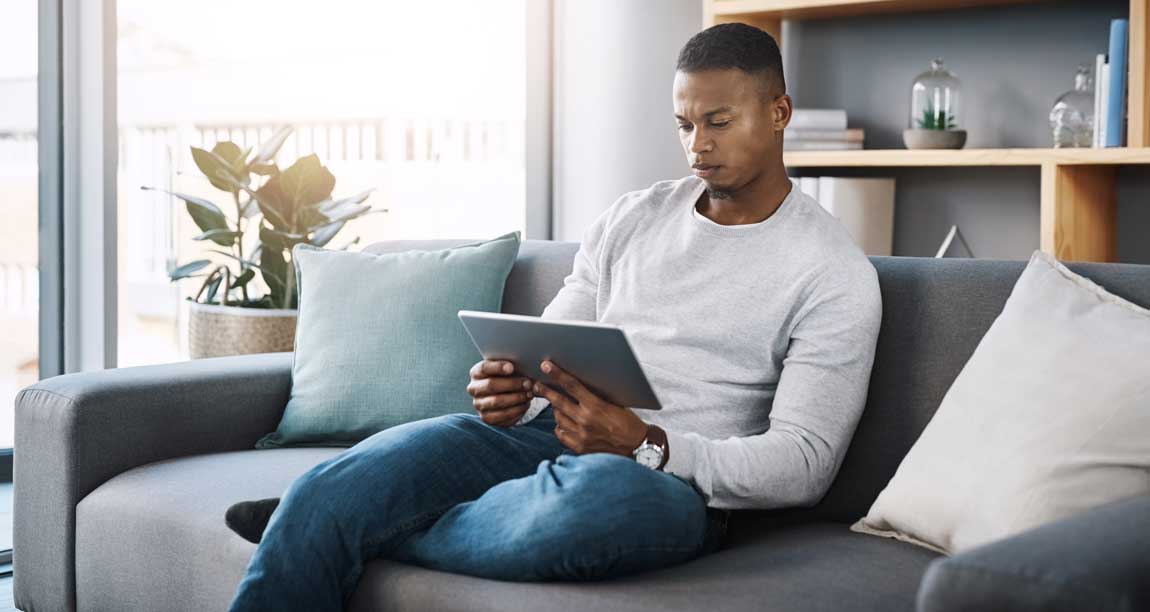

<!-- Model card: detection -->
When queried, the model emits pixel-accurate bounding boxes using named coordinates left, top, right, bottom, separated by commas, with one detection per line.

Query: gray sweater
left=517, top=175, right=882, bottom=510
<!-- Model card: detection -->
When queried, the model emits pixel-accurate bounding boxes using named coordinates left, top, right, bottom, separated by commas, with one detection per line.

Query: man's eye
left=711, top=121, right=730, bottom=128
left=678, top=124, right=692, bottom=131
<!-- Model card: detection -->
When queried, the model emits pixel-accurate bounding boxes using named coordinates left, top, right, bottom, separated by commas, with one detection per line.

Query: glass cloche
left=909, top=58, right=962, bottom=131
left=1049, top=65, right=1094, bottom=148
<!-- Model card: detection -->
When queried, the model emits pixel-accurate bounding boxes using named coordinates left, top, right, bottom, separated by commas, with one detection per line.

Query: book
left=784, top=128, right=865, bottom=142
left=1093, top=53, right=1106, bottom=148
left=784, top=141, right=863, bottom=151
left=790, top=109, right=848, bottom=131
left=1105, top=19, right=1128, bottom=147
left=1098, top=60, right=1111, bottom=148
left=816, top=177, right=895, bottom=256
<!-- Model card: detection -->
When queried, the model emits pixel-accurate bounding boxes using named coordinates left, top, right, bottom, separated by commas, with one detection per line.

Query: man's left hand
left=533, top=359, right=649, bottom=457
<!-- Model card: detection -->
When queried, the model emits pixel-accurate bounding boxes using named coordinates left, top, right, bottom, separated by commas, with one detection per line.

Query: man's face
left=672, top=68, right=789, bottom=198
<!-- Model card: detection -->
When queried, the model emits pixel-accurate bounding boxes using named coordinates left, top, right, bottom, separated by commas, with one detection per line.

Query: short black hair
left=675, top=23, right=785, bottom=97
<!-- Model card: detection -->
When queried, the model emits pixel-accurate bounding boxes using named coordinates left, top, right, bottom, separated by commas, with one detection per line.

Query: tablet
left=457, top=310, right=662, bottom=410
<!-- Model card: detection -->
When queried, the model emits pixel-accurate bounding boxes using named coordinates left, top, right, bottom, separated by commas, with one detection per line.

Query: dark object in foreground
left=226, top=498, right=282, bottom=544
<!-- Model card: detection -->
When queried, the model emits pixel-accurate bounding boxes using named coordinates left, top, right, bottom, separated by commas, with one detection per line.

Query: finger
left=532, top=381, right=567, bottom=408
left=474, top=376, right=533, bottom=397
left=554, top=425, right=579, bottom=452
left=474, top=392, right=533, bottom=412
left=552, top=402, right=581, bottom=432
left=547, top=390, right=586, bottom=426
left=468, top=375, right=523, bottom=398
left=540, top=360, right=595, bottom=404
left=471, top=359, right=515, bottom=379
left=478, top=403, right=529, bottom=426
left=535, top=382, right=585, bottom=427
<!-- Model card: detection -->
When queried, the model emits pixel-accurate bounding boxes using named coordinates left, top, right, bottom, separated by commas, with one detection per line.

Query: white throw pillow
left=851, top=250, right=1150, bottom=555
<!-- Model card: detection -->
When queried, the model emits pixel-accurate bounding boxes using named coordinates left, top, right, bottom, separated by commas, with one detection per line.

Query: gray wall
left=784, top=0, right=1150, bottom=262
left=552, top=0, right=701, bottom=242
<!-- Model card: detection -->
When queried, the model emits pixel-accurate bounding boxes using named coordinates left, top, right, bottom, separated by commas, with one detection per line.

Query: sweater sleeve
left=514, top=203, right=613, bottom=426
left=661, top=262, right=883, bottom=510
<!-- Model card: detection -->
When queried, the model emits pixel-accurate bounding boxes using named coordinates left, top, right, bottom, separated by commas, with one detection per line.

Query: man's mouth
left=692, top=165, right=719, bottom=178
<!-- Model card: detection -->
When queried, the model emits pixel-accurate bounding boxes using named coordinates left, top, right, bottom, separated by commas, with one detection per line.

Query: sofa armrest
left=13, top=352, right=292, bottom=612
left=916, top=495, right=1150, bottom=612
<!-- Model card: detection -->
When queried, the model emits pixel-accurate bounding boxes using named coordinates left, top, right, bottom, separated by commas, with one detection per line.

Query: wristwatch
left=632, top=424, right=669, bottom=471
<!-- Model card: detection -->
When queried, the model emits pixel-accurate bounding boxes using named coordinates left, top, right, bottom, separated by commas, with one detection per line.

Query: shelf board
left=712, top=0, right=1044, bottom=20
left=783, top=147, right=1150, bottom=168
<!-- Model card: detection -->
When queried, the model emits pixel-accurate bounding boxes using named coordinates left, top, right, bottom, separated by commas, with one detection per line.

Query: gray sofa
left=14, top=239, right=1150, bottom=612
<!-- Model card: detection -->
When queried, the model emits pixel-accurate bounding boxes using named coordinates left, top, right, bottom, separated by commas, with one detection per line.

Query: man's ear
left=772, top=94, right=793, bottom=131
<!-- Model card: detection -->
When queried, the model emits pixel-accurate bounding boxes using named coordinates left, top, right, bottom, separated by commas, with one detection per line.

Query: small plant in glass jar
left=903, top=58, right=967, bottom=150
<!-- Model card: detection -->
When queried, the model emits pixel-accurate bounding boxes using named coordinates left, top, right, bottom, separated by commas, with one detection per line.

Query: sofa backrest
left=365, top=239, right=579, bottom=317
left=364, top=239, right=1150, bottom=522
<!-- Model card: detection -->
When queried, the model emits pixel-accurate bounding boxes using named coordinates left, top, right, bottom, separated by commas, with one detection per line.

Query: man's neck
left=695, top=166, right=792, bottom=226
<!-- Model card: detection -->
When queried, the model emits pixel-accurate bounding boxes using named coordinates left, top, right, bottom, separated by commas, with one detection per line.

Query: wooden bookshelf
left=705, top=0, right=1150, bottom=262
left=784, top=147, right=1150, bottom=167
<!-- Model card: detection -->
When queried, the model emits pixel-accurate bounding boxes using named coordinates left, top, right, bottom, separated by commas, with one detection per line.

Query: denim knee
left=550, top=453, right=706, bottom=517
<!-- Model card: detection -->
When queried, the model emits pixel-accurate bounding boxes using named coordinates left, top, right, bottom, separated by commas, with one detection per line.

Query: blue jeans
left=228, top=404, right=728, bottom=611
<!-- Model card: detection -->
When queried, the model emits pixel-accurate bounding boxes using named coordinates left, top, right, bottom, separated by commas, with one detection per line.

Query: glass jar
left=1049, top=65, right=1094, bottom=148
left=909, top=58, right=962, bottom=131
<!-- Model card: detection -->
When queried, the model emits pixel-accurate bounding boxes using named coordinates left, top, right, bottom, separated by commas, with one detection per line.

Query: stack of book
left=785, top=109, right=864, bottom=150
left=1094, top=18, right=1128, bottom=148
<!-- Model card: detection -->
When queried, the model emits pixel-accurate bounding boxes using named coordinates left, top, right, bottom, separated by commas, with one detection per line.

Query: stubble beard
left=705, top=185, right=734, bottom=200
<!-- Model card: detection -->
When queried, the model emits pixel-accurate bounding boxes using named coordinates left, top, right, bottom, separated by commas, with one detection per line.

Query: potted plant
left=902, top=58, right=967, bottom=150
left=144, top=126, right=383, bottom=359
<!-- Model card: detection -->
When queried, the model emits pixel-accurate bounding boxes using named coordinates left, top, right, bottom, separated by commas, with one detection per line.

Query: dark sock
left=225, top=497, right=281, bottom=544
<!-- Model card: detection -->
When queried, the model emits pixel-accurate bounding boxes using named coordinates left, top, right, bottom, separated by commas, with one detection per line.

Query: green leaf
left=191, top=228, right=241, bottom=246
left=280, top=154, right=335, bottom=207
left=192, top=145, right=245, bottom=192
left=141, top=186, right=232, bottom=234
left=170, top=259, right=212, bottom=281
left=250, top=163, right=280, bottom=176
left=253, top=180, right=291, bottom=229
left=206, top=249, right=285, bottom=288
left=319, top=203, right=373, bottom=227
left=183, top=197, right=230, bottom=234
left=232, top=268, right=256, bottom=290
left=311, top=221, right=346, bottom=247
left=313, top=188, right=374, bottom=213
left=256, top=154, right=336, bottom=230
left=260, top=242, right=288, bottom=307
left=205, top=275, right=222, bottom=304
left=253, top=126, right=293, bottom=165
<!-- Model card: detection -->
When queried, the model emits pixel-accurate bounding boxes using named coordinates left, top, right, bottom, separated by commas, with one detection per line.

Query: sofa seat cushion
left=75, top=447, right=343, bottom=612
left=349, top=522, right=940, bottom=612
left=75, top=449, right=938, bottom=612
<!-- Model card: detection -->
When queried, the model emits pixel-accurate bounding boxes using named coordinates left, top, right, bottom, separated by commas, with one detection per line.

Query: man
left=227, top=22, right=881, bottom=611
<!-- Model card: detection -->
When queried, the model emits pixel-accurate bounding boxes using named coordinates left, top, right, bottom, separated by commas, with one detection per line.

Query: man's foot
left=225, top=497, right=281, bottom=544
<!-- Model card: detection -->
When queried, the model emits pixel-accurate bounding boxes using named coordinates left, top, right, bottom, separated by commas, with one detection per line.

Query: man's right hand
left=467, top=359, right=535, bottom=428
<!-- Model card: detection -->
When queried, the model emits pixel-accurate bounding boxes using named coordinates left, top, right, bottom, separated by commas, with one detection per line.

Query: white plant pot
left=187, top=302, right=298, bottom=359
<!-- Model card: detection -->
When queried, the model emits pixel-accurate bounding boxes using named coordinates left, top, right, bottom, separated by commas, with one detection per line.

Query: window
left=115, top=0, right=529, bottom=366
left=0, top=1, right=39, bottom=451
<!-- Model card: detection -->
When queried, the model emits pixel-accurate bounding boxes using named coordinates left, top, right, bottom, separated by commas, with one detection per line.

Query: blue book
left=1105, top=19, right=1128, bottom=147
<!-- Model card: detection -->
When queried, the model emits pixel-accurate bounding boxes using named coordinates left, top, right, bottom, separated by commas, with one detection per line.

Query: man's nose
left=688, top=130, right=712, bottom=154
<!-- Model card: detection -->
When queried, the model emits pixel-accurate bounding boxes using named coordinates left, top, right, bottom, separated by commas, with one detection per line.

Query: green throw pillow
left=256, top=231, right=521, bottom=448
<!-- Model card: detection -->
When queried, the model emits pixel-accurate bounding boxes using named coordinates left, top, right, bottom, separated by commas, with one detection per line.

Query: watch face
left=636, top=445, right=663, bottom=468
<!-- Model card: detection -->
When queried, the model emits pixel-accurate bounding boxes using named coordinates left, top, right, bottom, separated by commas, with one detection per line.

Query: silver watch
left=632, top=436, right=665, bottom=470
